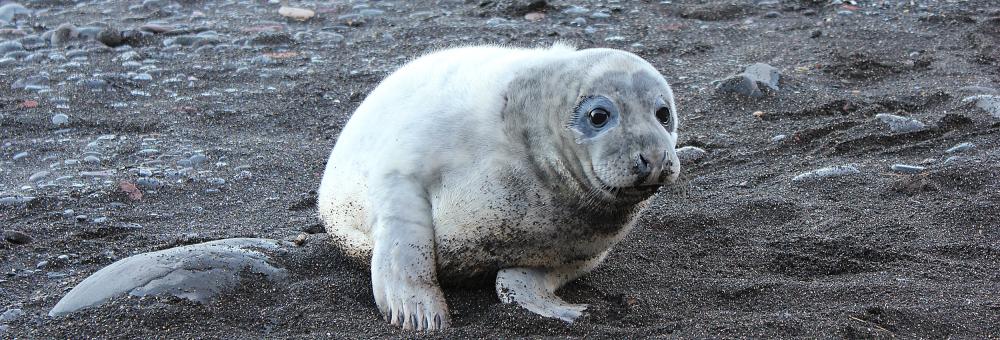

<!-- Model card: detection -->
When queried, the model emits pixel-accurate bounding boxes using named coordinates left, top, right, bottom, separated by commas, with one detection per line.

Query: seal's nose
left=633, top=149, right=680, bottom=186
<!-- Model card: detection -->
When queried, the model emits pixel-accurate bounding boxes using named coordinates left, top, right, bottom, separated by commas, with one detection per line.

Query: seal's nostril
left=638, top=154, right=650, bottom=168
left=633, top=153, right=652, bottom=177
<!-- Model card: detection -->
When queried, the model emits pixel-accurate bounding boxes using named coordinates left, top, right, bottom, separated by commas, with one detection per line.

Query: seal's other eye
left=655, top=107, right=672, bottom=127
left=589, top=108, right=610, bottom=127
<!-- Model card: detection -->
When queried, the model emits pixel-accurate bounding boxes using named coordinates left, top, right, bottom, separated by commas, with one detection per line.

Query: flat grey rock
left=875, top=113, right=926, bottom=133
left=49, top=238, right=293, bottom=317
left=715, top=63, right=780, bottom=98
left=792, top=164, right=861, bottom=184
left=963, top=95, right=1000, bottom=118
left=675, top=146, right=707, bottom=164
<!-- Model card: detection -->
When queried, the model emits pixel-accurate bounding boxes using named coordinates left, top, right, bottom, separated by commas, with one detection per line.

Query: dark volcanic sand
left=2, top=0, right=999, bottom=338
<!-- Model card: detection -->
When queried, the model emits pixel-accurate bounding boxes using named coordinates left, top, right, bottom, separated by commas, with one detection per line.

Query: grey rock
left=764, top=11, right=780, bottom=18
left=3, top=229, right=32, bottom=244
left=51, top=113, right=69, bottom=127
left=4, top=50, right=29, bottom=59
left=943, top=156, right=964, bottom=165
left=0, top=3, right=32, bottom=23
left=36, top=260, right=49, bottom=269
left=50, top=23, right=78, bottom=46
left=771, top=134, right=787, bottom=143
left=11, top=75, right=49, bottom=91
left=359, top=9, right=384, bottom=17
left=80, top=170, right=115, bottom=178
left=0, top=308, right=24, bottom=323
left=890, top=164, right=926, bottom=174
left=28, top=170, right=50, bottom=182
left=875, top=113, right=926, bottom=133
left=0, top=196, right=35, bottom=207
left=49, top=238, right=292, bottom=317
left=206, top=177, right=226, bottom=187
left=715, top=63, right=781, bottom=98
left=590, top=11, right=611, bottom=19
left=792, top=164, right=860, bottom=183
left=675, top=146, right=707, bottom=164
left=79, top=78, right=108, bottom=90
left=563, top=6, right=589, bottom=15
left=569, top=17, right=587, bottom=26
left=83, top=155, right=101, bottom=164
left=963, top=95, right=1000, bottom=118
left=135, top=177, right=162, bottom=189
left=0, top=41, right=24, bottom=55
left=248, top=32, right=294, bottom=46
left=946, top=142, right=975, bottom=153
left=137, top=148, right=159, bottom=156
left=12, top=152, right=28, bottom=161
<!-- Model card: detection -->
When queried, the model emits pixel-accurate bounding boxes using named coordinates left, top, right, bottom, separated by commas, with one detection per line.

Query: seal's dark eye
left=655, top=107, right=672, bottom=127
left=589, top=108, right=610, bottom=127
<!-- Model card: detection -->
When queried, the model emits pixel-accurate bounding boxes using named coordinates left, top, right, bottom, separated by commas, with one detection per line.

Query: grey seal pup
left=317, top=44, right=680, bottom=330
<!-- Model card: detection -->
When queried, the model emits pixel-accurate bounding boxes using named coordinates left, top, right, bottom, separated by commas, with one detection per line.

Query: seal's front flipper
left=495, top=267, right=588, bottom=322
left=370, top=177, right=450, bottom=330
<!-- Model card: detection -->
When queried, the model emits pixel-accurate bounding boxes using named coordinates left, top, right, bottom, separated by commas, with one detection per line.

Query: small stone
left=962, top=95, right=1000, bottom=118
left=79, top=78, right=108, bottom=90
left=83, top=155, right=101, bottom=164
left=36, top=260, right=49, bottom=269
left=248, top=32, right=294, bottom=46
left=12, top=151, right=28, bottom=161
left=206, top=177, right=226, bottom=187
left=0, top=309, right=24, bottom=323
left=943, top=156, right=964, bottom=165
left=137, top=149, right=159, bottom=156
left=96, top=27, right=124, bottom=47
left=132, top=73, right=153, bottom=81
left=771, top=134, right=787, bottom=143
left=3, top=230, right=32, bottom=244
left=792, top=164, right=861, bottom=183
left=810, top=30, right=822, bottom=38
left=875, top=113, right=926, bottom=133
left=569, top=17, right=586, bottom=26
left=359, top=9, right=384, bottom=17
left=0, top=3, right=32, bottom=23
left=28, top=170, right=50, bottom=182
left=946, top=142, right=975, bottom=153
left=50, top=23, right=78, bottom=46
left=562, top=6, right=589, bottom=15
left=75, top=215, right=88, bottom=222
left=524, top=12, right=545, bottom=21
left=279, top=6, right=315, bottom=21
left=675, top=146, right=707, bottom=164
left=52, top=113, right=69, bottom=127
left=0, top=196, right=35, bottom=206
left=715, top=63, right=781, bottom=98
left=92, top=217, right=107, bottom=224
left=590, top=11, right=611, bottom=19
left=0, top=40, right=23, bottom=55
left=189, top=153, right=207, bottom=166
left=891, top=164, right=926, bottom=174
left=764, top=11, right=780, bottom=18
left=293, top=233, right=307, bottom=246
left=135, top=177, right=163, bottom=189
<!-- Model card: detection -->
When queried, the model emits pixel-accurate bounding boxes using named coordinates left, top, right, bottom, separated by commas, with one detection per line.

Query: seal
left=317, top=44, right=680, bottom=330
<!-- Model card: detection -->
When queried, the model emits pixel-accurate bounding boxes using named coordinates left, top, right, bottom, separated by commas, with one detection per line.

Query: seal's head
left=505, top=47, right=679, bottom=204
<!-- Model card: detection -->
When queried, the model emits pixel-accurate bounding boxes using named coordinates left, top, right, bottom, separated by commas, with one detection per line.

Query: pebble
left=875, top=113, right=926, bottom=133
left=12, top=151, right=29, bottom=160
left=792, top=164, right=860, bottom=183
left=92, top=217, right=107, bottom=224
left=133, top=73, right=153, bottom=81
left=279, top=5, right=315, bottom=21
left=51, top=113, right=69, bottom=127
left=137, top=148, right=159, bottom=156
left=764, top=11, right=781, bottom=18
left=675, top=146, right=707, bottom=164
left=943, top=156, right=964, bottom=165
left=80, top=170, right=114, bottom=178
left=891, top=164, right=926, bottom=174
left=962, top=95, right=1000, bottom=118
left=28, top=170, right=50, bottom=182
left=135, top=177, right=163, bottom=189
left=12, top=75, right=49, bottom=91
left=771, top=134, right=787, bottom=143
left=80, top=78, right=108, bottom=90
left=590, top=11, right=611, bottom=19
left=2, top=229, right=32, bottom=244
left=206, top=177, right=226, bottom=187
left=945, top=142, right=974, bottom=153
left=0, top=41, right=24, bottom=55
left=36, top=260, right=49, bottom=269
left=563, top=6, right=589, bottom=15
left=359, top=9, right=384, bottom=17
left=715, top=63, right=781, bottom=98
left=83, top=155, right=101, bottom=164
left=189, top=153, right=207, bottom=166
left=0, top=309, right=24, bottom=323
left=0, top=3, right=31, bottom=23
left=570, top=17, right=587, bottom=26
